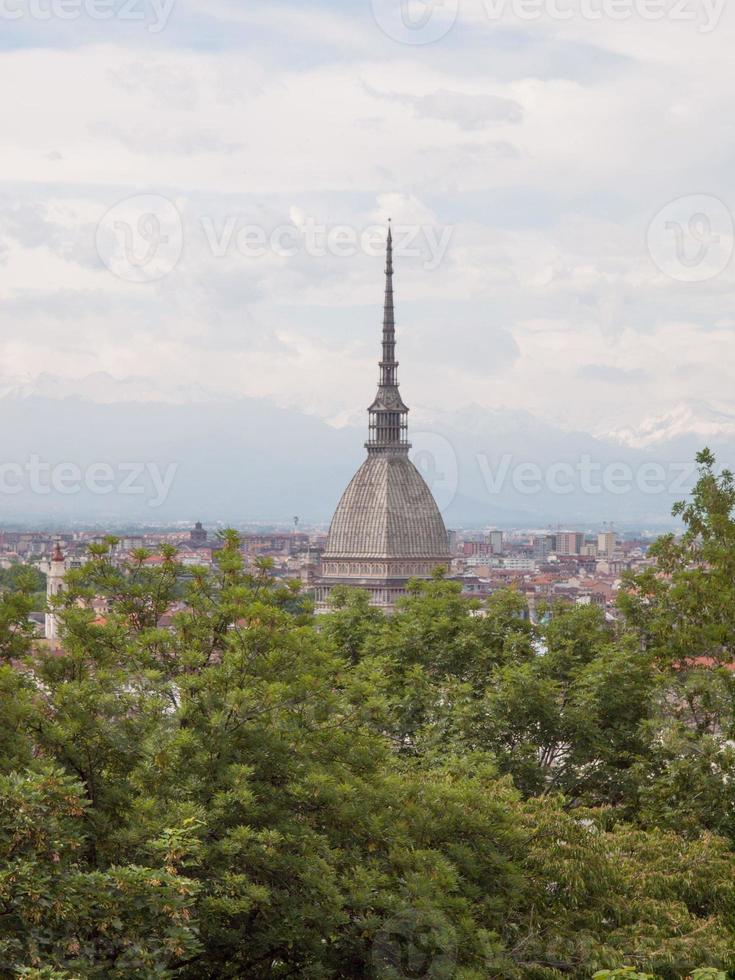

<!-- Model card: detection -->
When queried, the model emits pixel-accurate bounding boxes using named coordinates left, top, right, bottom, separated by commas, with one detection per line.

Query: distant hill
left=0, top=387, right=731, bottom=528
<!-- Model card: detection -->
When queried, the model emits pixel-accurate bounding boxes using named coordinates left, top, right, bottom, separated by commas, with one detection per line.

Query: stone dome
left=324, top=452, right=450, bottom=560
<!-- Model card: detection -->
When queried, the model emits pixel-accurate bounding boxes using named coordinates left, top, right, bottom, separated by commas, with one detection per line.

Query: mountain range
left=0, top=376, right=732, bottom=530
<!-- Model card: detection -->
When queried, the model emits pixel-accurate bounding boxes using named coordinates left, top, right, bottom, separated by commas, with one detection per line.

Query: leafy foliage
left=0, top=767, right=200, bottom=977
left=1, top=455, right=735, bottom=976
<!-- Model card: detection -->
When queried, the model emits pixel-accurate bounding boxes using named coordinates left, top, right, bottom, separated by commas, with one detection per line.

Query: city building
left=316, top=226, right=450, bottom=611
left=532, top=533, right=556, bottom=558
left=501, top=556, right=537, bottom=571
left=43, top=542, right=67, bottom=644
left=191, top=521, right=208, bottom=546
left=487, top=530, right=504, bottom=554
left=555, top=531, right=585, bottom=556
left=597, top=530, right=616, bottom=558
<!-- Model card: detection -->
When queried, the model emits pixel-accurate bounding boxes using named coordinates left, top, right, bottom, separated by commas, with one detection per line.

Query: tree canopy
left=1, top=455, right=735, bottom=978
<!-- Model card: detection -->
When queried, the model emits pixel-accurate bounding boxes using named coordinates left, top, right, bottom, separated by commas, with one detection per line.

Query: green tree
left=0, top=523, right=733, bottom=977
left=621, top=449, right=735, bottom=841
left=0, top=767, right=200, bottom=977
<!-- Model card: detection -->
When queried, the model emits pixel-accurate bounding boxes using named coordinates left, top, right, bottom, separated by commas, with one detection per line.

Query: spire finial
left=365, top=224, right=410, bottom=452
left=382, top=223, right=395, bottom=370
left=383, top=218, right=395, bottom=322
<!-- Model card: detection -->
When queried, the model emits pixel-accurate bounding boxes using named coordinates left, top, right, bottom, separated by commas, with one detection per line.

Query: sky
left=1, top=0, right=735, bottom=452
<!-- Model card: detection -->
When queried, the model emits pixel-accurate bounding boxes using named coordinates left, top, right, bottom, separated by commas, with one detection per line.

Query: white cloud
left=0, top=2, right=733, bottom=446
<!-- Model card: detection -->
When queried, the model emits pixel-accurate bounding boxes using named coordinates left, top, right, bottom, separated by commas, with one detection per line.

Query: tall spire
left=366, top=223, right=410, bottom=453
left=381, top=221, right=396, bottom=387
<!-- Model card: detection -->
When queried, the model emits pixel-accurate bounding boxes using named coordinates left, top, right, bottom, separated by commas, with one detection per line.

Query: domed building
left=316, top=226, right=450, bottom=611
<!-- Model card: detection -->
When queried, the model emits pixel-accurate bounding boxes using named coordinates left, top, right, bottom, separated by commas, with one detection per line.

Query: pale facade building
left=487, top=530, right=504, bottom=554
left=555, top=531, right=585, bottom=556
left=43, top=542, right=67, bottom=643
left=597, top=531, right=616, bottom=558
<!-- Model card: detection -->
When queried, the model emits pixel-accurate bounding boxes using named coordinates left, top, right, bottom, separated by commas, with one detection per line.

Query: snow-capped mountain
left=0, top=380, right=731, bottom=526
left=605, top=401, right=735, bottom=450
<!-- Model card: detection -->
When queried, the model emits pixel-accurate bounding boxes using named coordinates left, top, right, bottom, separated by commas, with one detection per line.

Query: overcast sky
left=2, top=0, right=734, bottom=446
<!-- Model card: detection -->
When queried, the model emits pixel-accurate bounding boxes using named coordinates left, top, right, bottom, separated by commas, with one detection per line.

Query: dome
left=324, top=452, right=450, bottom=560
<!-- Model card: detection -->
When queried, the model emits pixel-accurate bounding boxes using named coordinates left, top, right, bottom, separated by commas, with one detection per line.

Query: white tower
left=45, top=542, right=66, bottom=644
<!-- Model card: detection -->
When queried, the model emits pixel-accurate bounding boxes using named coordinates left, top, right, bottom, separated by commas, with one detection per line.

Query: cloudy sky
left=2, top=0, right=735, bottom=448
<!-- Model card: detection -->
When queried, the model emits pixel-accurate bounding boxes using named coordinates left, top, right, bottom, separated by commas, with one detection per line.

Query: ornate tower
left=316, top=226, right=450, bottom=611
left=366, top=224, right=409, bottom=451
left=45, top=541, right=66, bottom=644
